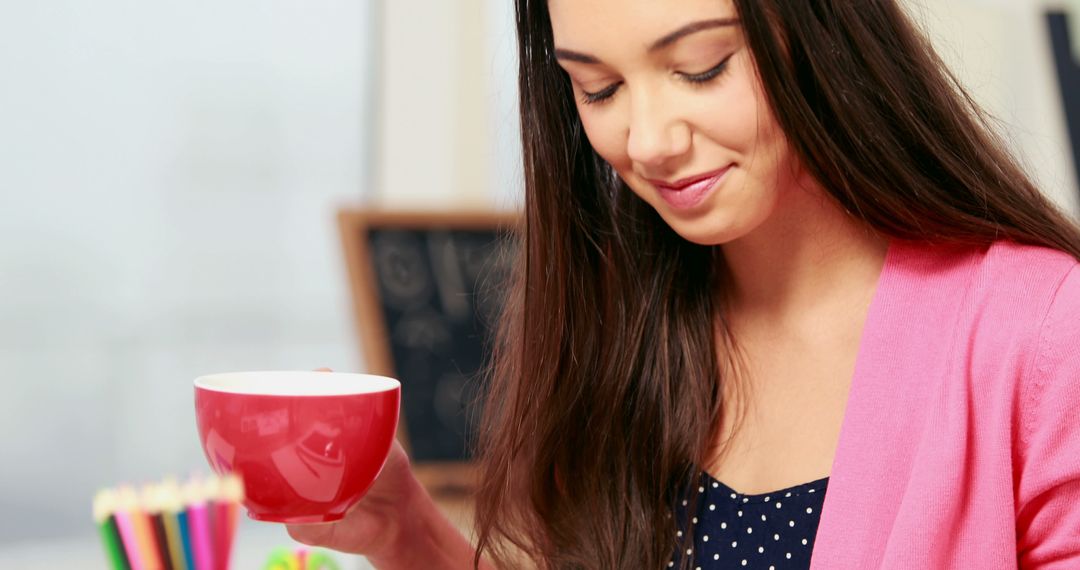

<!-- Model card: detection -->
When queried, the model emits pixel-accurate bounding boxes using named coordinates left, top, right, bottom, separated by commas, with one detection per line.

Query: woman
left=290, top=0, right=1080, bottom=568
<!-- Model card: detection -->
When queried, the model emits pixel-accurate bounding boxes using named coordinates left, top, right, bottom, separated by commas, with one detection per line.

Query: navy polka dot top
left=671, top=472, right=828, bottom=569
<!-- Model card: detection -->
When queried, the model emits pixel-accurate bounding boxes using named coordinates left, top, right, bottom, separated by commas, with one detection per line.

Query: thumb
left=286, top=522, right=333, bottom=547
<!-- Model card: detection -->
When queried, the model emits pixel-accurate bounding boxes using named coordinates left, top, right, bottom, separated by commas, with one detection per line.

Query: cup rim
left=193, top=370, right=400, bottom=396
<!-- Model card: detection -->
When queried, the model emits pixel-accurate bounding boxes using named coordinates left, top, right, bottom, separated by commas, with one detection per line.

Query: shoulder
left=889, top=239, right=1077, bottom=322
left=1020, top=250, right=1080, bottom=443
left=890, top=239, right=1076, bottom=290
left=982, top=240, right=1078, bottom=281
left=976, top=240, right=1078, bottom=316
left=986, top=240, right=1080, bottom=462
left=888, top=239, right=1079, bottom=390
left=1009, top=245, right=1080, bottom=566
left=917, top=240, right=1077, bottom=314
left=965, top=241, right=1080, bottom=371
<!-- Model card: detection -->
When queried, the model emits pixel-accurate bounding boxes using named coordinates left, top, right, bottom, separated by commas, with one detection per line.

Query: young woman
left=289, top=0, right=1080, bottom=568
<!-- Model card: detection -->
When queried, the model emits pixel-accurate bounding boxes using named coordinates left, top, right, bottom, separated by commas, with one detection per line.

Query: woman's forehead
left=548, top=0, right=738, bottom=46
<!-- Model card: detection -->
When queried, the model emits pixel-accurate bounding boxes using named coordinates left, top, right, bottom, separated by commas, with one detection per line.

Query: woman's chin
left=655, top=209, right=742, bottom=247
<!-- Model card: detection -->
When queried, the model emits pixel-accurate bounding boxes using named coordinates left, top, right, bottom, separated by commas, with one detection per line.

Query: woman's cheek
left=581, top=118, right=626, bottom=169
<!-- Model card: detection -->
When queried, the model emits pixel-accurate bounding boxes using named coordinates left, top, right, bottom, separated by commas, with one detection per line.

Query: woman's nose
left=625, top=91, right=691, bottom=168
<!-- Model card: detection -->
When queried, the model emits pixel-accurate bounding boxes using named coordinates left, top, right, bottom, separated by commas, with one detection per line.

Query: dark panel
left=366, top=226, right=512, bottom=462
left=1048, top=11, right=1080, bottom=201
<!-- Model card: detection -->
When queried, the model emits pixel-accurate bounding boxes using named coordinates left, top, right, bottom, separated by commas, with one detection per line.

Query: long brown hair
left=473, top=1, right=1080, bottom=568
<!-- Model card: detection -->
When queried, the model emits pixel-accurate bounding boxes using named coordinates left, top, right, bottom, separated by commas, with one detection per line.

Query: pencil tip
left=222, top=473, right=246, bottom=503
left=92, top=488, right=116, bottom=522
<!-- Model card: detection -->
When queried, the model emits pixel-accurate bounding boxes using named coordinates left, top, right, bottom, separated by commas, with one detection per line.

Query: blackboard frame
left=337, top=208, right=520, bottom=495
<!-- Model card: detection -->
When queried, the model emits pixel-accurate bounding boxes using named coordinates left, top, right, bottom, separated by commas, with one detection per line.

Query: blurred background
left=0, top=0, right=1076, bottom=567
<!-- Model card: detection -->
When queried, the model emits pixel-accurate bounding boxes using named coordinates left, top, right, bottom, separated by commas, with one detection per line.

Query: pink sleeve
left=1016, top=264, right=1080, bottom=569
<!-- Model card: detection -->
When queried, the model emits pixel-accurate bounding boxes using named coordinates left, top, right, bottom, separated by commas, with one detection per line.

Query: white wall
left=906, top=0, right=1079, bottom=215
left=370, top=0, right=524, bottom=210
left=374, top=0, right=494, bottom=209
left=0, top=0, right=373, bottom=544
left=487, top=0, right=526, bottom=210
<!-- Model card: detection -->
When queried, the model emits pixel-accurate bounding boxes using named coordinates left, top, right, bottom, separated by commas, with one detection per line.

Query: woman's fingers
left=286, top=522, right=334, bottom=547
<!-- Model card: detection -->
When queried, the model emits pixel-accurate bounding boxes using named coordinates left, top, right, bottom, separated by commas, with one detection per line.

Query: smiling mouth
left=650, top=166, right=733, bottom=192
left=649, top=165, right=733, bottom=211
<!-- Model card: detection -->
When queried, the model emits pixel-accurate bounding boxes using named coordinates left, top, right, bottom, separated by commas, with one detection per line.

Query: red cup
left=194, top=371, right=400, bottom=523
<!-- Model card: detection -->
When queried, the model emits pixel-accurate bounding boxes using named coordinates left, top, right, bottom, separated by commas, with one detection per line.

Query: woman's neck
left=721, top=183, right=888, bottom=323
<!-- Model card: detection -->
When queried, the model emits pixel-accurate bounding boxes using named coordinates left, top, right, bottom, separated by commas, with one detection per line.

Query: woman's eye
left=678, top=55, right=734, bottom=84
left=578, top=54, right=733, bottom=106
left=581, top=82, right=621, bottom=105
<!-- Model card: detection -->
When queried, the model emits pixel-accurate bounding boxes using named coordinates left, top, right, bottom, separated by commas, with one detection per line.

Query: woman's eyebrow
left=554, top=17, right=738, bottom=65
left=650, top=17, right=739, bottom=51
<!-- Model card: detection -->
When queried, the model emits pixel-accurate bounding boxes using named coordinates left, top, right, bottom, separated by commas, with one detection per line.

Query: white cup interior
left=194, top=371, right=400, bottom=396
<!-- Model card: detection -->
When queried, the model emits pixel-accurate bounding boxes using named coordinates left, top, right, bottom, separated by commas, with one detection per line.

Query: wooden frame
left=337, top=208, right=520, bottom=496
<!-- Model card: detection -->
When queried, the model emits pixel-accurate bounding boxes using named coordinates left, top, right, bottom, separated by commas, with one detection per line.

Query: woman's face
left=549, top=0, right=802, bottom=246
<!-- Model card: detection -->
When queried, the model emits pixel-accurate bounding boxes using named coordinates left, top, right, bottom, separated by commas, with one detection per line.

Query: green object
left=97, top=517, right=128, bottom=570
left=264, top=546, right=300, bottom=570
left=306, top=551, right=342, bottom=570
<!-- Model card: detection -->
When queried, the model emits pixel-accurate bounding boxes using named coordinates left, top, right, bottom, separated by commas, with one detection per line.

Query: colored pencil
left=184, top=478, right=214, bottom=570
left=177, top=509, right=195, bottom=570
left=203, top=475, right=228, bottom=570
left=217, top=474, right=244, bottom=570
left=212, top=503, right=229, bottom=569
left=159, top=479, right=189, bottom=570
left=151, top=512, right=174, bottom=570
left=115, top=487, right=148, bottom=570
left=93, top=489, right=131, bottom=570
left=143, top=484, right=175, bottom=570
left=95, top=473, right=248, bottom=570
left=108, top=515, right=134, bottom=570
left=127, top=485, right=165, bottom=570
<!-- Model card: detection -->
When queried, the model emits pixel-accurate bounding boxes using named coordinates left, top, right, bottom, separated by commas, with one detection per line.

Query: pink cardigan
left=811, top=240, right=1080, bottom=569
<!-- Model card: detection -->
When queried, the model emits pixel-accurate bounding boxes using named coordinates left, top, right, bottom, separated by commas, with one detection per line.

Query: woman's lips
left=651, top=165, right=732, bottom=211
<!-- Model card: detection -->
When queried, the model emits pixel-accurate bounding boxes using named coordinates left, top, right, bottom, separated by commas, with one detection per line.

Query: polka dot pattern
left=671, top=472, right=828, bottom=569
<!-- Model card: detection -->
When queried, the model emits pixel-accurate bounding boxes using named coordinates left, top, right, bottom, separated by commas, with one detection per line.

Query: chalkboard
left=338, top=210, right=518, bottom=488
left=1048, top=10, right=1080, bottom=203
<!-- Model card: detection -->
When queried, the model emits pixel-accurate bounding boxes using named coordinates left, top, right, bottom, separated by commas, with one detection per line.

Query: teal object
left=177, top=510, right=195, bottom=570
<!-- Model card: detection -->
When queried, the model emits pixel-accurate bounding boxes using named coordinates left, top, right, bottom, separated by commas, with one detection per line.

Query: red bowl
left=194, top=371, right=400, bottom=523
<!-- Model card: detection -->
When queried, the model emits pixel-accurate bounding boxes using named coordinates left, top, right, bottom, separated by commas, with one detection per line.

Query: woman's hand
left=286, top=438, right=419, bottom=557
left=286, top=367, right=417, bottom=557
left=287, top=368, right=486, bottom=568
